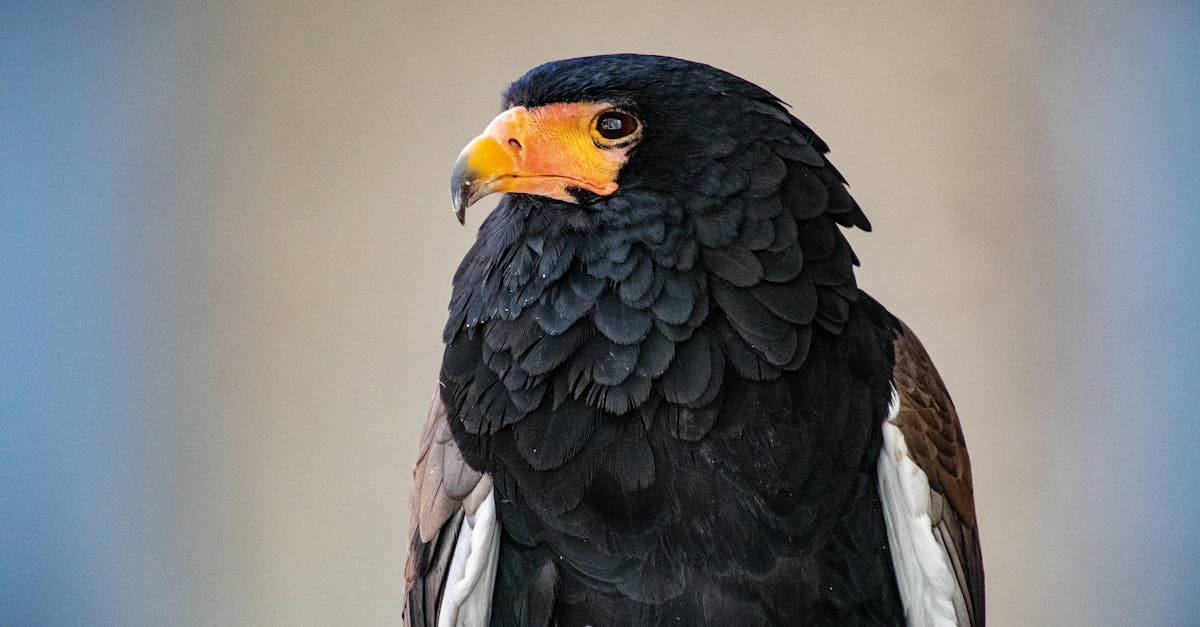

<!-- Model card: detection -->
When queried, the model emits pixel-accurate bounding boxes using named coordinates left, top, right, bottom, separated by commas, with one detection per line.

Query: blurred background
left=3, top=2, right=1198, bottom=625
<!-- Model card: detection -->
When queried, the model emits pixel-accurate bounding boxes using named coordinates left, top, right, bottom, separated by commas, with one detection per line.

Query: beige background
left=6, top=2, right=1199, bottom=626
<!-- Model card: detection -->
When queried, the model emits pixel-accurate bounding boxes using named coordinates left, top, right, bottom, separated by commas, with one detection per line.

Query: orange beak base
left=449, top=104, right=626, bottom=223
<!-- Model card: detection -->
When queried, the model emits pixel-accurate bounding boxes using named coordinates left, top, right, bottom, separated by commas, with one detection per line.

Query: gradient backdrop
left=4, top=2, right=1199, bottom=626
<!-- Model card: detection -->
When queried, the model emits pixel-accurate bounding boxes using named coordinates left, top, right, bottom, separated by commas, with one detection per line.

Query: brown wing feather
left=403, top=389, right=488, bottom=627
left=892, top=322, right=985, bottom=626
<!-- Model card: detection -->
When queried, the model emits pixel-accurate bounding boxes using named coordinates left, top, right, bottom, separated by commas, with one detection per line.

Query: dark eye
left=595, top=110, right=639, bottom=140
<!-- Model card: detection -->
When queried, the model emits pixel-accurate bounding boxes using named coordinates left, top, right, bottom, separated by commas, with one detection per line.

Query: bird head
left=450, top=54, right=834, bottom=225
left=443, top=54, right=872, bottom=359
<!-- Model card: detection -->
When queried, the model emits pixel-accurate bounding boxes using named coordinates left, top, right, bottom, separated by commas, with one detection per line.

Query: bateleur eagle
left=405, top=54, right=983, bottom=627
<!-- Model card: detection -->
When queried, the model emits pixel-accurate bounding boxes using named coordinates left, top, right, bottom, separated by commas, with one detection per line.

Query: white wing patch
left=436, top=485, right=500, bottom=627
left=878, top=387, right=961, bottom=627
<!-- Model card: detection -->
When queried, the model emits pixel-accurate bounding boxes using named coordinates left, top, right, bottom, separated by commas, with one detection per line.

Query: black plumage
left=409, top=54, right=982, bottom=626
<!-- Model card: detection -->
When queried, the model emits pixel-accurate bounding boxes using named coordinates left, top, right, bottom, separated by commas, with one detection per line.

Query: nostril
left=507, top=138, right=522, bottom=153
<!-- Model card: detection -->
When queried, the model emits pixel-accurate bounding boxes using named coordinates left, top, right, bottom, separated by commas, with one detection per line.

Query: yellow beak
left=449, top=104, right=625, bottom=223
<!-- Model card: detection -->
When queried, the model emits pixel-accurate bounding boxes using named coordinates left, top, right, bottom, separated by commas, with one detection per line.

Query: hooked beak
left=449, top=104, right=625, bottom=223
left=450, top=132, right=515, bottom=224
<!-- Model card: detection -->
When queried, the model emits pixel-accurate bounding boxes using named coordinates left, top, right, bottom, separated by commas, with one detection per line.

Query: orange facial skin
left=450, top=103, right=640, bottom=222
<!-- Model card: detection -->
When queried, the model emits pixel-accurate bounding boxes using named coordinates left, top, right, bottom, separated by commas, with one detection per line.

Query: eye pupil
left=596, top=111, right=638, bottom=140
